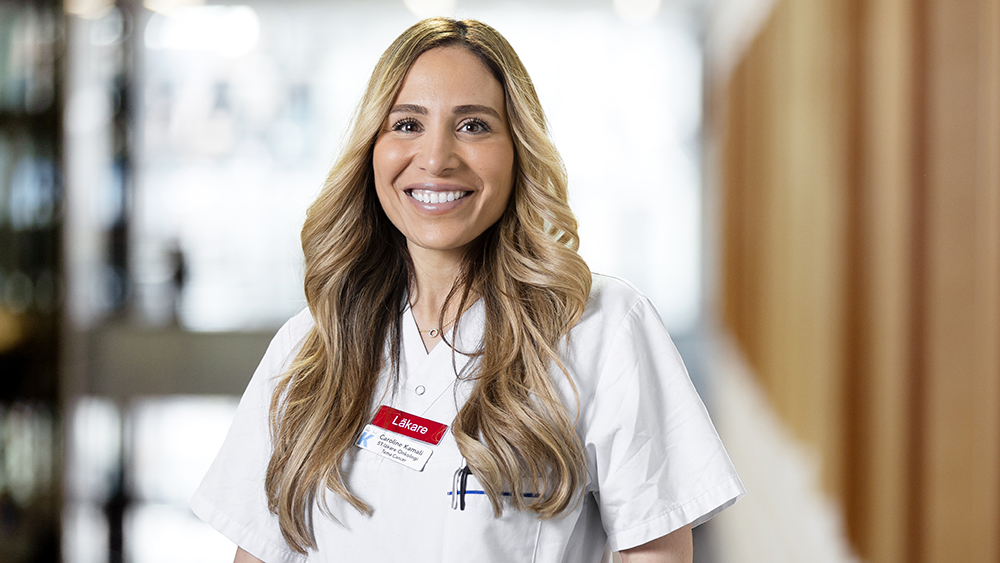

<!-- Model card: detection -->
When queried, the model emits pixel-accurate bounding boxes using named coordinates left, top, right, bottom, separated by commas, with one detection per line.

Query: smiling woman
left=373, top=46, right=514, bottom=260
left=190, top=17, right=743, bottom=563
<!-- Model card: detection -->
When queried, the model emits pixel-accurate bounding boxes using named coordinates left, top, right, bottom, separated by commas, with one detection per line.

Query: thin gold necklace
left=413, top=311, right=458, bottom=338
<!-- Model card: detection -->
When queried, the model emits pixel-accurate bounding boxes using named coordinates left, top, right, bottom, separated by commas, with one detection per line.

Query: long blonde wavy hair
left=265, top=17, right=593, bottom=552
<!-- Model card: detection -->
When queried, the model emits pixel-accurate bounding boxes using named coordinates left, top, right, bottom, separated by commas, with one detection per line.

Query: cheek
left=472, top=140, right=512, bottom=182
left=372, top=139, right=406, bottom=188
left=487, top=147, right=515, bottom=209
left=372, top=141, right=390, bottom=187
left=372, top=141, right=403, bottom=221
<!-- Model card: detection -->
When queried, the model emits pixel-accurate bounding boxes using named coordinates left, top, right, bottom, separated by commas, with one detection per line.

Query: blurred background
left=0, top=0, right=996, bottom=562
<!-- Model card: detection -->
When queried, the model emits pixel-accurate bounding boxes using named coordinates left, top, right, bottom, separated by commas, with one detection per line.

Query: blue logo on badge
left=357, top=431, right=374, bottom=448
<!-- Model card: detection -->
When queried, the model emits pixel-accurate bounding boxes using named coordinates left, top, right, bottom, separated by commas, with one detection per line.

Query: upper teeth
left=410, top=190, right=466, bottom=204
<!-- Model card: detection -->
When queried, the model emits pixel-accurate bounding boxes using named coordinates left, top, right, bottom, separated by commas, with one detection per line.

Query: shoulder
left=275, top=307, right=316, bottom=350
left=562, top=273, right=673, bottom=390
left=285, top=307, right=316, bottom=339
left=575, top=272, right=663, bottom=336
left=587, top=273, right=647, bottom=310
left=251, top=308, right=315, bottom=382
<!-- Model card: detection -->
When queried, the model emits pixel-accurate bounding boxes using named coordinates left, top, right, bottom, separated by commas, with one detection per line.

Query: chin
left=408, top=236, right=471, bottom=253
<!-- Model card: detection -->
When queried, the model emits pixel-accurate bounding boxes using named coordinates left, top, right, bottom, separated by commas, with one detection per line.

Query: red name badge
left=371, top=406, right=448, bottom=445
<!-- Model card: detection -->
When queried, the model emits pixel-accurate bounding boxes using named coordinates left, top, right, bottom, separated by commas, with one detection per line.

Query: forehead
left=395, top=46, right=506, bottom=112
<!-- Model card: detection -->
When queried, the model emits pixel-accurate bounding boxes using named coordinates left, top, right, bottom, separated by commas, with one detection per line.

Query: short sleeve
left=583, top=297, right=745, bottom=552
left=190, top=313, right=310, bottom=563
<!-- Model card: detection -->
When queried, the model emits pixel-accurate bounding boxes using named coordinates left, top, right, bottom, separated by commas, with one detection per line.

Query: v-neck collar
left=395, top=301, right=485, bottom=418
left=402, top=305, right=436, bottom=368
left=401, top=299, right=485, bottom=367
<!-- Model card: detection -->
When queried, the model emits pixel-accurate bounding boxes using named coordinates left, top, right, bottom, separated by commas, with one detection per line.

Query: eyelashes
left=388, top=117, right=493, bottom=134
left=390, top=117, right=420, bottom=133
left=458, top=117, right=491, bottom=134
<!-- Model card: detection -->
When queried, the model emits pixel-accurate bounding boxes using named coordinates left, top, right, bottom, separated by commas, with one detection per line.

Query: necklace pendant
left=429, top=328, right=439, bottom=338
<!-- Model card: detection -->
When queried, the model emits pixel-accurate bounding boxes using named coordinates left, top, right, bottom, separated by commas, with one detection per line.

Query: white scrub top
left=191, top=274, right=745, bottom=563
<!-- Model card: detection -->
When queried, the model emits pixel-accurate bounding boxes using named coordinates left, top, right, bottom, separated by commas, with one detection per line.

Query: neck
left=407, top=244, right=467, bottom=326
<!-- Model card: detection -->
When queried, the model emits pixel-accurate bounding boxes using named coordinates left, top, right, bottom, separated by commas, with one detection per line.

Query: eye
left=458, top=118, right=491, bottom=134
left=391, top=117, right=421, bottom=133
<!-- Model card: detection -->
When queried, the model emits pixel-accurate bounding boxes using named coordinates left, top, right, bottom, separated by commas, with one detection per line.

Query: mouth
left=406, top=188, right=472, bottom=204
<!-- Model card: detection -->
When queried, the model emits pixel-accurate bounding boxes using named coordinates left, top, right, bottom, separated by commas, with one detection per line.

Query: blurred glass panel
left=63, top=396, right=242, bottom=562
left=63, top=398, right=120, bottom=563
left=0, top=2, right=58, bottom=113
left=1, top=2, right=64, bottom=561
left=64, top=6, right=133, bottom=326
left=0, top=402, right=59, bottom=562
left=125, top=502, right=235, bottom=563
left=62, top=501, right=110, bottom=563
left=127, top=395, right=238, bottom=505
left=121, top=396, right=239, bottom=562
left=66, top=397, right=121, bottom=503
left=0, top=403, right=55, bottom=505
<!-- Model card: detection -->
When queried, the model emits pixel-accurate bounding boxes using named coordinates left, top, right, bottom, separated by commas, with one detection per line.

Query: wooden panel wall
left=714, top=0, right=1000, bottom=562
left=921, top=0, right=1000, bottom=560
left=719, top=0, right=855, bottom=500
left=852, top=1, right=915, bottom=561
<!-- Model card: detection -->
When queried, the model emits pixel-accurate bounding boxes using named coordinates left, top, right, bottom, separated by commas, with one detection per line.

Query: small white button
left=415, top=385, right=426, bottom=395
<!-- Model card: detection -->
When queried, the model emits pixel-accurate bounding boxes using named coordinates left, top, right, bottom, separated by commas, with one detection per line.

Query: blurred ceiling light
left=144, top=5, right=260, bottom=58
left=144, top=0, right=206, bottom=16
left=613, top=0, right=661, bottom=25
left=65, top=0, right=115, bottom=19
left=403, top=0, right=458, bottom=19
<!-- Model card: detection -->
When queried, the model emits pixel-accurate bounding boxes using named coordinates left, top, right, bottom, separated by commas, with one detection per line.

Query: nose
left=415, top=126, right=459, bottom=176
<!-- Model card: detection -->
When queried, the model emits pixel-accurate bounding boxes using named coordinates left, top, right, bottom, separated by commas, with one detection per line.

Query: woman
left=192, top=17, right=744, bottom=563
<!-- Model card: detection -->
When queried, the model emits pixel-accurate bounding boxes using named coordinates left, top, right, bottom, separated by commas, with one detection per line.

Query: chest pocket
left=441, top=470, right=541, bottom=562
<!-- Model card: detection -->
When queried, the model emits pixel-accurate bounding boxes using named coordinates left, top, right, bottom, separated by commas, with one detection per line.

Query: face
left=372, top=46, right=515, bottom=259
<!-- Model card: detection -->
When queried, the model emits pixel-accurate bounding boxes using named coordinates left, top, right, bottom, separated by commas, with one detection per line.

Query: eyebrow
left=454, top=104, right=501, bottom=119
left=388, top=103, right=502, bottom=119
left=389, top=104, right=427, bottom=115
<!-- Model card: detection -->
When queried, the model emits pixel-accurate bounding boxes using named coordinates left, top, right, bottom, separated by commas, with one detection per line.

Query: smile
left=407, top=189, right=471, bottom=204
